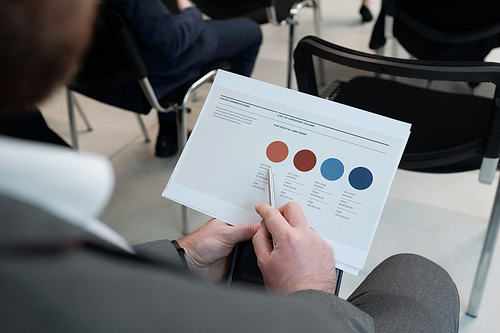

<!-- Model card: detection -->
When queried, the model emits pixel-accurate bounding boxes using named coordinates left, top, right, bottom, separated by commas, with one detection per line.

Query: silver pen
left=268, top=168, right=276, bottom=247
left=268, top=168, right=276, bottom=209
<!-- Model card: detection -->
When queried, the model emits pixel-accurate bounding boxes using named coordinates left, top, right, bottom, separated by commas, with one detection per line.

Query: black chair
left=191, top=0, right=321, bottom=88
left=294, top=35, right=500, bottom=317
left=369, top=0, right=500, bottom=61
left=68, top=3, right=229, bottom=150
left=69, top=3, right=229, bottom=234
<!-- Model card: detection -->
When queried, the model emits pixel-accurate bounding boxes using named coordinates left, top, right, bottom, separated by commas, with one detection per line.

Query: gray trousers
left=135, top=239, right=460, bottom=333
left=347, top=254, right=460, bottom=333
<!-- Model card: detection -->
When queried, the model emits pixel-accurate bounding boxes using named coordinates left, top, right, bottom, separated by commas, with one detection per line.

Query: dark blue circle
left=349, top=167, right=373, bottom=190
left=320, top=158, right=344, bottom=181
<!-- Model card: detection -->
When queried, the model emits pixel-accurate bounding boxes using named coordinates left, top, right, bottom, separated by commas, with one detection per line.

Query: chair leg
left=176, top=105, right=190, bottom=235
left=66, top=88, right=79, bottom=149
left=287, top=21, right=296, bottom=89
left=312, top=0, right=322, bottom=37
left=391, top=37, right=400, bottom=58
left=181, top=205, right=189, bottom=235
left=174, top=103, right=189, bottom=235
left=71, top=92, right=92, bottom=132
left=375, top=46, right=385, bottom=56
left=286, top=0, right=322, bottom=89
left=466, top=177, right=500, bottom=317
left=382, top=15, right=401, bottom=58
left=311, top=0, right=325, bottom=87
left=313, top=0, right=322, bottom=24
left=178, top=105, right=189, bottom=149
left=375, top=14, right=394, bottom=57
left=135, top=114, right=151, bottom=143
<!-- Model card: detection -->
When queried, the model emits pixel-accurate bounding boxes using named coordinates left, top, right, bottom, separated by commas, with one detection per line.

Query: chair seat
left=332, top=76, right=493, bottom=171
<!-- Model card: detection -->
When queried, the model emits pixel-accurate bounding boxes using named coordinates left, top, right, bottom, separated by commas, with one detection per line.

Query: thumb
left=226, top=223, right=260, bottom=243
left=252, top=221, right=272, bottom=262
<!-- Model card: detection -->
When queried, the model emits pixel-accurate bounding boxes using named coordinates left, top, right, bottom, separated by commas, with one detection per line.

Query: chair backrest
left=191, top=0, right=296, bottom=24
left=398, top=0, right=500, bottom=42
left=72, top=4, right=149, bottom=90
left=294, top=36, right=500, bottom=180
left=370, top=0, right=500, bottom=61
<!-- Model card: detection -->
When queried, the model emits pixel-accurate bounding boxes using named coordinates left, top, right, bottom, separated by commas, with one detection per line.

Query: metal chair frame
left=267, top=0, right=322, bottom=88
left=294, top=35, right=500, bottom=317
left=193, top=0, right=321, bottom=88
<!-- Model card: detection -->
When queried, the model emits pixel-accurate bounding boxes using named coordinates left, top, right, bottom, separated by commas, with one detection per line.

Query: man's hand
left=177, top=219, right=259, bottom=281
left=253, top=202, right=337, bottom=295
left=176, top=0, right=193, bottom=11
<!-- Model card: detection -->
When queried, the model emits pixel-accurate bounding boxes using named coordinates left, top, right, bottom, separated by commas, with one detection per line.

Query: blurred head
left=0, top=0, right=98, bottom=114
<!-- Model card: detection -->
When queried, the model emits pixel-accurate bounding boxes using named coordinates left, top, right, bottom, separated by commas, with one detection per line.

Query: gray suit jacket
left=0, top=194, right=374, bottom=332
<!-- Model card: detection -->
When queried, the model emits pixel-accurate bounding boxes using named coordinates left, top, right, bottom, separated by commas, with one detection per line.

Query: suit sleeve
left=132, top=239, right=186, bottom=268
left=289, top=290, right=374, bottom=332
left=133, top=238, right=374, bottom=331
left=109, top=0, right=206, bottom=60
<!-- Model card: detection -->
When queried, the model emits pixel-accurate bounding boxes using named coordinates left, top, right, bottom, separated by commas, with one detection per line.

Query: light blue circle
left=320, top=158, right=344, bottom=181
left=349, top=167, right=373, bottom=190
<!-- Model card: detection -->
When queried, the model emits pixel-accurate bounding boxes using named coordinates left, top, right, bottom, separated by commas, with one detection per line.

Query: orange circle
left=266, top=141, right=289, bottom=163
left=293, top=149, right=316, bottom=172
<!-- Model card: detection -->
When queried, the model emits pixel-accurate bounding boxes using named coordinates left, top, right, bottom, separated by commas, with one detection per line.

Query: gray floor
left=38, top=0, right=500, bottom=331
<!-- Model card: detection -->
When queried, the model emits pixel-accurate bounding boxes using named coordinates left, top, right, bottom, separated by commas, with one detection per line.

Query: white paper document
left=163, top=71, right=411, bottom=275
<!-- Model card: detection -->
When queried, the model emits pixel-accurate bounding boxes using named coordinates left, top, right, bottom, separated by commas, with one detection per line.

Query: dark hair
left=0, top=0, right=97, bottom=113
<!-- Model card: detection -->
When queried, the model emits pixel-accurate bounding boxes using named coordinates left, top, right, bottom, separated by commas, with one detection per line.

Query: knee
left=382, top=253, right=436, bottom=269
left=380, top=254, right=459, bottom=298
left=381, top=253, right=445, bottom=274
left=239, top=17, right=263, bottom=46
left=351, top=254, right=460, bottom=333
left=377, top=254, right=459, bottom=327
left=380, top=253, right=448, bottom=277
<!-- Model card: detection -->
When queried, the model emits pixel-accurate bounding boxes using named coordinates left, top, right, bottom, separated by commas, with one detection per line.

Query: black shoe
left=155, top=120, right=178, bottom=157
left=359, top=5, right=373, bottom=22
left=155, top=132, right=178, bottom=157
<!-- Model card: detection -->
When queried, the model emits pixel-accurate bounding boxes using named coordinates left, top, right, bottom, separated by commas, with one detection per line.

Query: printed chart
left=163, top=71, right=410, bottom=275
left=266, top=141, right=373, bottom=189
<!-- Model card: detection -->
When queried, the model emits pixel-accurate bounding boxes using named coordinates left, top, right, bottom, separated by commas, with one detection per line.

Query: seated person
left=77, top=0, right=262, bottom=157
left=370, top=0, right=500, bottom=61
left=0, top=1, right=459, bottom=332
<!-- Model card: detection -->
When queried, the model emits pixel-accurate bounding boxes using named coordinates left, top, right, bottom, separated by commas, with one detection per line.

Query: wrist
left=171, top=240, right=189, bottom=270
left=176, top=0, right=193, bottom=12
left=176, top=236, right=201, bottom=272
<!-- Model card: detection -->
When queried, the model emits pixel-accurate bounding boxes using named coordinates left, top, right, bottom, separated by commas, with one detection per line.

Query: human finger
left=278, top=201, right=309, bottom=229
left=255, top=203, right=292, bottom=239
left=252, top=221, right=273, bottom=261
left=226, top=222, right=260, bottom=244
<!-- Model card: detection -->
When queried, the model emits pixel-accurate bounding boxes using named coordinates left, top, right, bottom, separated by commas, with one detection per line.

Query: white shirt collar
left=0, top=136, right=133, bottom=253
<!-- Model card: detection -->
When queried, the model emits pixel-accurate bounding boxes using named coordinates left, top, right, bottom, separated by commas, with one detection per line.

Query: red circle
left=293, top=149, right=316, bottom=172
left=266, top=141, right=289, bottom=163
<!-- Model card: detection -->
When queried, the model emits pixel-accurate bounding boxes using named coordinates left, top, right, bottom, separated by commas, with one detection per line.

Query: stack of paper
left=163, top=70, right=411, bottom=275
